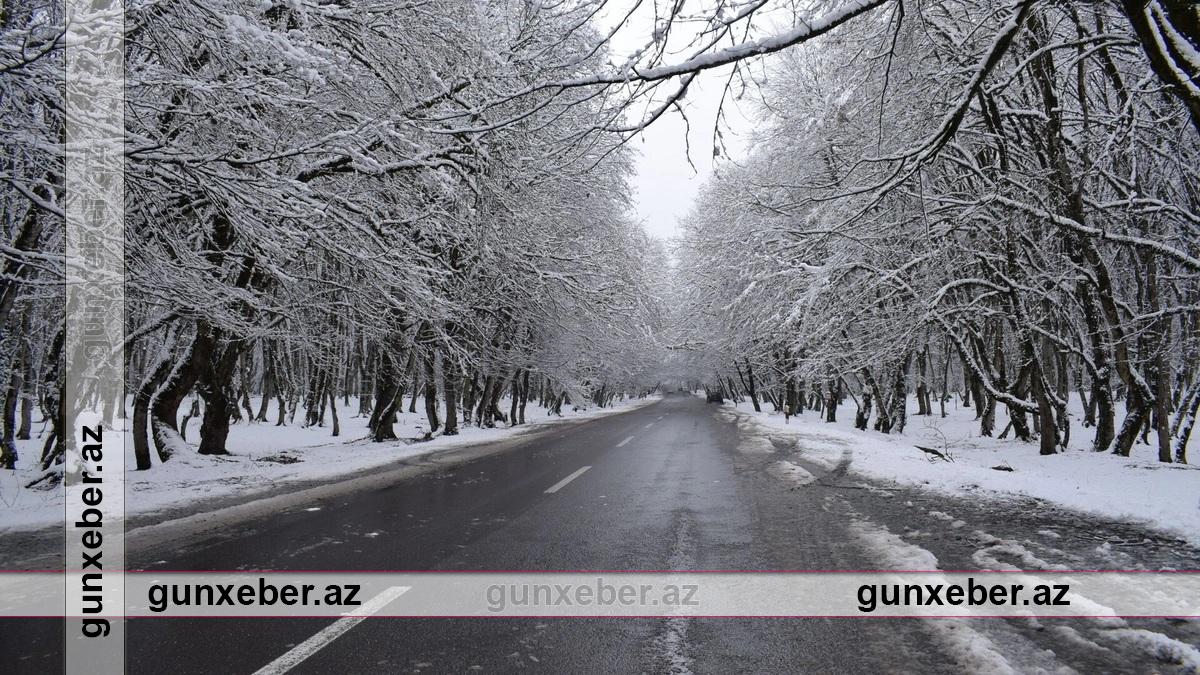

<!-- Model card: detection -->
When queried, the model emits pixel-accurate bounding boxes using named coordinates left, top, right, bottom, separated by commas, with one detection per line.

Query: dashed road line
left=616, top=435, right=636, bottom=448
left=251, top=586, right=410, bottom=675
left=545, top=466, right=592, bottom=494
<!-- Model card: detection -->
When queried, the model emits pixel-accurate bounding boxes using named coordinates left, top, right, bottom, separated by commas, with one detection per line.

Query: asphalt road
left=4, top=393, right=1198, bottom=673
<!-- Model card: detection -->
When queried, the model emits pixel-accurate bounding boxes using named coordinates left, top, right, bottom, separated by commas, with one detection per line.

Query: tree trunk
left=151, top=328, right=212, bottom=459
left=357, top=341, right=374, bottom=417
left=1174, top=385, right=1198, bottom=464
left=443, top=357, right=459, bottom=436
left=915, top=348, right=930, bottom=416
left=1031, top=372, right=1059, bottom=455
left=856, top=372, right=873, bottom=431
left=255, top=349, right=274, bottom=422
left=746, top=360, right=761, bottom=412
left=275, top=388, right=287, bottom=427
left=462, top=373, right=477, bottom=425
left=37, top=329, right=65, bottom=470
left=476, top=375, right=495, bottom=427
left=239, top=356, right=255, bottom=422
left=369, top=349, right=405, bottom=442
left=510, top=375, right=520, bottom=426
left=825, top=379, right=838, bottom=423
left=1120, top=0, right=1200, bottom=136
left=196, top=341, right=241, bottom=456
left=327, top=385, right=340, bottom=437
left=489, top=374, right=506, bottom=423
left=423, top=349, right=440, bottom=434
left=890, top=357, right=909, bottom=434
left=17, top=379, right=33, bottom=440
left=518, top=370, right=529, bottom=424
left=0, top=366, right=21, bottom=470
left=785, top=377, right=797, bottom=419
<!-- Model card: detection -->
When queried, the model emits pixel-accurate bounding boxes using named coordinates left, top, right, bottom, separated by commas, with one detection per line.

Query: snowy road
left=5, top=393, right=1199, bottom=673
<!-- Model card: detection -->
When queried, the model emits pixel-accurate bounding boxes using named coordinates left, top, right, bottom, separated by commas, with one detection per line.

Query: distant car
left=706, top=390, right=724, bottom=404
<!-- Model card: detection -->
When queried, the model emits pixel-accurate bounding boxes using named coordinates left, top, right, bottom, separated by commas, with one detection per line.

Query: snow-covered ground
left=727, top=395, right=1200, bottom=547
left=0, top=395, right=657, bottom=534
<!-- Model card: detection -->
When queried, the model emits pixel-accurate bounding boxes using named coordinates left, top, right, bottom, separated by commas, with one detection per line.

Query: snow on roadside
left=768, top=460, right=816, bottom=486
left=730, top=397, right=1200, bottom=547
left=855, top=515, right=1200, bottom=673
left=0, top=396, right=658, bottom=534
left=1100, top=629, right=1200, bottom=671
left=849, top=517, right=1020, bottom=674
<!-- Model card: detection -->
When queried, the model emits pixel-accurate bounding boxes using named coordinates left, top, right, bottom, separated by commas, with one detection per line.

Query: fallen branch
left=915, top=445, right=953, bottom=462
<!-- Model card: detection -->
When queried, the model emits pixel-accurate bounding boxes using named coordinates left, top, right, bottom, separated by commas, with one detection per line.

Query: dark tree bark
left=303, top=369, right=323, bottom=427
left=151, top=328, right=210, bottom=459
left=856, top=370, right=873, bottom=431
left=510, top=375, right=520, bottom=426
left=327, top=385, right=340, bottom=437
left=890, top=356, right=909, bottom=434
left=369, top=349, right=409, bottom=442
left=238, top=356, right=255, bottom=422
left=196, top=340, right=242, bottom=456
left=0, top=186, right=48, bottom=333
left=37, top=329, right=65, bottom=471
left=423, top=349, right=440, bottom=434
left=462, top=373, right=478, bottom=425
left=1, top=364, right=21, bottom=470
left=476, top=375, right=495, bottom=426
left=1030, top=370, right=1060, bottom=455
left=1174, top=384, right=1198, bottom=464
left=939, top=341, right=951, bottom=419
left=962, top=369, right=973, bottom=410
left=275, top=386, right=287, bottom=427
left=745, top=360, right=761, bottom=413
left=915, top=347, right=933, bottom=416
left=442, top=357, right=459, bottom=436
left=825, top=379, right=838, bottom=423
left=357, top=341, right=374, bottom=417
left=17, top=364, right=33, bottom=440
left=255, top=345, right=274, bottom=422
left=518, top=370, right=530, bottom=424
left=488, top=374, right=506, bottom=423
left=1120, top=0, right=1200, bottom=136
left=785, top=377, right=797, bottom=419
left=407, top=353, right=420, bottom=415
left=1140, top=245, right=1174, bottom=462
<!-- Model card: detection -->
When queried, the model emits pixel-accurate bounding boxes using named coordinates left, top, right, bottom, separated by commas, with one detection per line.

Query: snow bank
left=732, top=396, right=1200, bottom=547
left=849, top=517, right=1020, bottom=674
left=0, top=396, right=657, bottom=534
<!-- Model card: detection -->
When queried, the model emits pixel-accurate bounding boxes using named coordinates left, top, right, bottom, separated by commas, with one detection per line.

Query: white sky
left=597, top=3, right=756, bottom=241
left=626, top=75, right=744, bottom=240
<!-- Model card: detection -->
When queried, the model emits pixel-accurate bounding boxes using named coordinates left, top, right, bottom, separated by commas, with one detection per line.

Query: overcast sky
left=597, top=3, right=754, bottom=241
left=626, top=75, right=742, bottom=240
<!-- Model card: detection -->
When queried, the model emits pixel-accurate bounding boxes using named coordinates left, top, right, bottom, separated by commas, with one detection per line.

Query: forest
left=1, top=0, right=1198, bottom=490
left=671, top=0, right=1200, bottom=463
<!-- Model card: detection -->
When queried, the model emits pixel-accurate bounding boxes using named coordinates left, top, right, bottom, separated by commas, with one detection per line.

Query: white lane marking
left=657, top=415, right=665, bottom=420
left=644, top=422, right=655, bottom=429
left=616, top=435, right=635, bottom=448
left=544, top=466, right=592, bottom=494
left=252, top=586, right=410, bottom=675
